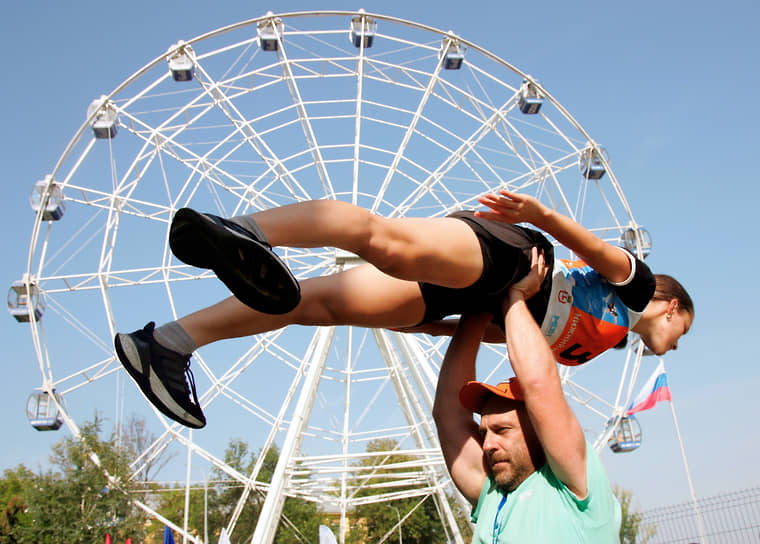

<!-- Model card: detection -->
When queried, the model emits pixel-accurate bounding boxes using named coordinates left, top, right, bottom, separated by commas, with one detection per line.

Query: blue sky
left=1, top=0, right=758, bottom=515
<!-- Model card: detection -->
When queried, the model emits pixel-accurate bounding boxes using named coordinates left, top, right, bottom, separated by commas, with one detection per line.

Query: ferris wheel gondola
left=7, top=279, right=43, bottom=323
left=607, top=415, right=643, bottom=453
left=26, top=389, right=64, bottom=432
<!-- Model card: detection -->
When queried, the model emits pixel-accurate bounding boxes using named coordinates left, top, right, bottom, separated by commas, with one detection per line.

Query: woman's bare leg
left=180, top=264, right=426, bottom=348
left=249, top=200, right=484, bottom=289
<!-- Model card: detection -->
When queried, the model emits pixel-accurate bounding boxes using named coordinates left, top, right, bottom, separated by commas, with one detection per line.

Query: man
left=432, top=248, right=621, bottom=542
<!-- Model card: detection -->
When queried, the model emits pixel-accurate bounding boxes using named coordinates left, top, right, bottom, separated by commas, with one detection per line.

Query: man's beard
left=490, top=456, right=533, bottom=493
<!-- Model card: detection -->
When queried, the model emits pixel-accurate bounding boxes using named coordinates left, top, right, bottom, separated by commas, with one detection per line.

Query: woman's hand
left=475, top=190, right=548, bottom=227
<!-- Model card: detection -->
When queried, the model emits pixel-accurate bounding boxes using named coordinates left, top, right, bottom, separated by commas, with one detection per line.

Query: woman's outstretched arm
left=476, top=190, right=632, bottom=283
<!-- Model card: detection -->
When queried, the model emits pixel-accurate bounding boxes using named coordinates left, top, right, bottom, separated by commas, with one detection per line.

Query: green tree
left=120, top=414, right=175, bottom=482
left=0, top=466, right=35, bottom=544
left=18, top=417, right=147, bottom=544
left=223, top=441, right=322, bottom=544
left=154, top=438, right=323, bottom=544
left=210, top=438, right=264, bottom=544
left=614, top=486, right=656, bottom=544
left=275, top=462, right=321, bottom=544
left=152, top=438, right=261, bottom=544
left=150, top=483, right=207, bottom=542
left=345, top=439, right=470, bottom=544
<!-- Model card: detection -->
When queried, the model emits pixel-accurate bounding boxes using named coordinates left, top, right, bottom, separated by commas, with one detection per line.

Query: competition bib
left=541, top=259, right=640, bottom=365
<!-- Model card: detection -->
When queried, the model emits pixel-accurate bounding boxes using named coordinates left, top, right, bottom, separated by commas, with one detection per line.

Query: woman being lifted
left=115, top=190, right=693, bottom=428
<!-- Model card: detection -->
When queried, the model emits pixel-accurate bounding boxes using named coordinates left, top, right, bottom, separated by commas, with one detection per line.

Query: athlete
left=114, top=191, right=693, bottom=428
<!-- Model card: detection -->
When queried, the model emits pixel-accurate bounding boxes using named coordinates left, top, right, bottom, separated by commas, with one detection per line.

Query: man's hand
left=509, top=246, right=548, bottom=301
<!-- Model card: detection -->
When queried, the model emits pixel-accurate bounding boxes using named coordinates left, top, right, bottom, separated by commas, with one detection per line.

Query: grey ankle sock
left=153, top=321, right=197, bottom=355
left=228, top=214, right=269, bottom=245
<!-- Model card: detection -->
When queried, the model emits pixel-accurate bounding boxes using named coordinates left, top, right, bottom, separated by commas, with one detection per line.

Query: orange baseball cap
left=459, top=377, right=524, bottom=413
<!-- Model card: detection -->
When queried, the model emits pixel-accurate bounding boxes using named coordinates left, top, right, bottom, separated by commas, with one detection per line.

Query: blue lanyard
left=492, top=494, right=508, bottom=544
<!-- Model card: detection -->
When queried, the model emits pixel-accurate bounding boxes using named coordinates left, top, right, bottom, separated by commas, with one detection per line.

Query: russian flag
left=627, top=360, right=672, bottom=415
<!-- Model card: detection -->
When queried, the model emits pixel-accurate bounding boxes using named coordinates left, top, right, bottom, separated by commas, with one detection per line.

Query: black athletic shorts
left=417, top=210, right=554, bottom=327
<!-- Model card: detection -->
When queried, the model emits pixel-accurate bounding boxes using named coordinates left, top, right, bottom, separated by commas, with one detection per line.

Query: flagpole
left=665, top=363, right=707, bottom=543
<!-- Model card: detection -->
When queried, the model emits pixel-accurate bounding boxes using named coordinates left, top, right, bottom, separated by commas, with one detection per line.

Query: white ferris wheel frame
left=17, top=10, right=653, bottom=544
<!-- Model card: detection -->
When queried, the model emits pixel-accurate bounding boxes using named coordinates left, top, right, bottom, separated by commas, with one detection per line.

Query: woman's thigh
left=369, top=216, right=484, bottom=289
left=296, top=264, right=427, bottom=328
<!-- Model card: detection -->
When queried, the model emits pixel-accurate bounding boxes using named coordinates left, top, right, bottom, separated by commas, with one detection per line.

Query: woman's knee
left=329, top=203, right=393, bottom=261
left=360, top=216, right=413, bottom=273
left=290, top=278, right=349, bottom=326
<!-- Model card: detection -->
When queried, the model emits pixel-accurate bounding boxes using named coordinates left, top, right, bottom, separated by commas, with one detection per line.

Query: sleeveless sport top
left=540, top=250, right=654, bottom=365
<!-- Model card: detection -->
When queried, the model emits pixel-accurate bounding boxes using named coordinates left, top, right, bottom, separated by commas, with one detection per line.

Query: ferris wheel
left=12, top=10, right=654, bottom=544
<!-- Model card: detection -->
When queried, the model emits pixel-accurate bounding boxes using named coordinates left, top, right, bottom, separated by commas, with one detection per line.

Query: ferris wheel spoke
left=277, top=41, right=336, bottom=198
left=41, top=295, right=112, bottom=352
left=593, top=178, right=631, bottom=234
left=53, top=357, right=120, bottom=396
left=36, top=264, right=221, bottom=295
left=393, top=97, right=516, bottom=216
left=372, top=55, right=447, bottom=212
left=351, top=52, right=368, bottom=204
left=116, top=109, right=257, bottom=206
left=562, top=379, right=618, bottom=420
left=191, top=62, right=313, bottom=206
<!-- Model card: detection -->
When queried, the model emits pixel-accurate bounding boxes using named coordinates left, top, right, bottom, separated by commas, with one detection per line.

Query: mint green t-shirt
left=470, top=443, right=621, bottom=543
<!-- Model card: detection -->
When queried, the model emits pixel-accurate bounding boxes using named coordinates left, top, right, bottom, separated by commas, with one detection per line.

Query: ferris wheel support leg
left=376, top=330, right=466, bottom=544
left=250, top=326, right=336, bottom=544
left=393, top=332, right=473, bottom=535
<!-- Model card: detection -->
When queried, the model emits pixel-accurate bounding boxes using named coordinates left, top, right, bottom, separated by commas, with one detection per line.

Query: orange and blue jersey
left=540, top=255, right=652, bottom=366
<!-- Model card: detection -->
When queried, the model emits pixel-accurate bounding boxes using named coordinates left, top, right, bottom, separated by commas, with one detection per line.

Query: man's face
left=478, top=397, right=541, bottom=492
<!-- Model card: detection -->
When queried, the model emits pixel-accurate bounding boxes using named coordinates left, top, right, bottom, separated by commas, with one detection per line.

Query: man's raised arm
left=502, top=249, right=588, bottom=497
left=432, top=312, right=492, bottom=503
